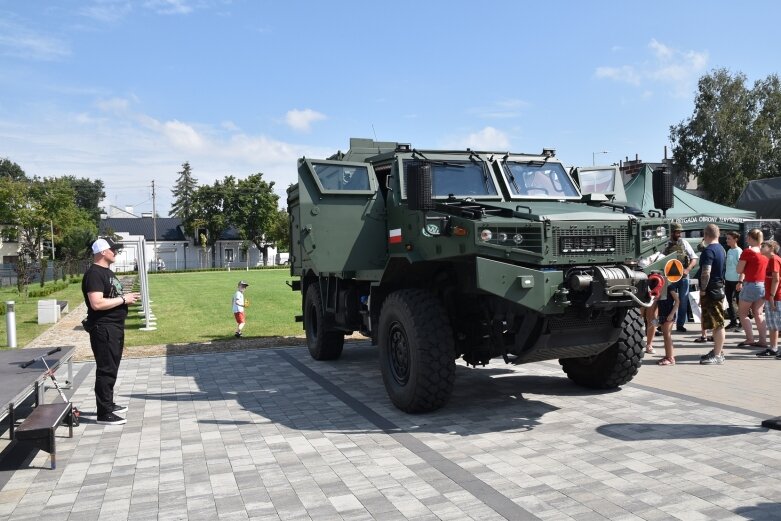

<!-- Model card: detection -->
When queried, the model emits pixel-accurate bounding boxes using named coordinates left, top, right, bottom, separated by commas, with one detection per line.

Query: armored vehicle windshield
left=402, top=159, right=500, bottom=199
left=501, top=160, right=580, bottom=199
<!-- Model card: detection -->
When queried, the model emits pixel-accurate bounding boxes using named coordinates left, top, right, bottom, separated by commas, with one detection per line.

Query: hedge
left=27, top=280, right=70, bottom=298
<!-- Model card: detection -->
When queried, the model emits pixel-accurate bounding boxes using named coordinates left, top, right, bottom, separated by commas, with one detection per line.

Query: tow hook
left=554, top=287, right=570, bottom=305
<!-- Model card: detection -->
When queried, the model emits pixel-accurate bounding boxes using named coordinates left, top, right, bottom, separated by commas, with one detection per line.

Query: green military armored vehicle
left=287, top=138, right=671, bottom=413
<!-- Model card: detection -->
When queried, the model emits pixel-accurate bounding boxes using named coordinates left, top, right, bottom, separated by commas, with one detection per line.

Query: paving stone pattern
left=1, top=343, right=780, bottom=520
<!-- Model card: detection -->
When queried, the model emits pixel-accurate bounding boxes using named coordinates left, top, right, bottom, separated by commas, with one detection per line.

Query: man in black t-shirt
left=82, top=237, right=141, bottom=425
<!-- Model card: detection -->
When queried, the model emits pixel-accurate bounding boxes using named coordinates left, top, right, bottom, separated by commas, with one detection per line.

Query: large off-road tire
left=378, top=289, right=456, bottom=413
left=559, top=308, right=644, bottom=389
left=304, top=284, right=344, bottom=361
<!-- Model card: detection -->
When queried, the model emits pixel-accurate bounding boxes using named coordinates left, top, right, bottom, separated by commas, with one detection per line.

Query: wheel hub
left=388, top=322, right=410, bottom=385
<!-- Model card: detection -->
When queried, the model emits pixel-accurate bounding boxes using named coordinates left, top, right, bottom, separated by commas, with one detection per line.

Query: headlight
left=513, top=233, right=524, bottom=245
left=656, top=226, right=666, bottom=238
left=480, top=229, right=492, bottom=241
left=643, top=229, right=653, bottom=240
left=497, top=232, right=508, bottom=242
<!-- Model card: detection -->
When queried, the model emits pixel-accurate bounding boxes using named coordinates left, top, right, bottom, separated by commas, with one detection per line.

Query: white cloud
left=284, top=109, right=327, bottom=133
left=469, top=98, right=529, bottom=119
left=595, top=39, right=709, bottom=97
left=595, top=65, right=642, bottom=86
left=648, top=39, right=674, bottom=61
left=162, top=120, right=205, bottom=150
left=144, top=0, right=194, bottom=15
left=79, top=1, right=133, bottom=22
left=0, top=103, right=335, bottom=213
left=443, top=127, right=511, bottom=150
left=0, top=20, right=70, bottom=60
left=96, top=97, right=132, bottom=114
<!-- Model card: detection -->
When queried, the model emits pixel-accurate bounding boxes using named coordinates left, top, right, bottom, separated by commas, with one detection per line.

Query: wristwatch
left=121, top=295, right=126, bottom=304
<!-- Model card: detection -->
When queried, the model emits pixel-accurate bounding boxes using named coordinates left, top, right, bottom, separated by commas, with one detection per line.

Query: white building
left=100, top=216, right=280, bottom=272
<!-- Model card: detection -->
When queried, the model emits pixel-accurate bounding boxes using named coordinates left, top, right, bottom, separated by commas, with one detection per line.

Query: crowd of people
left=643, top=224, right=781, bottom=366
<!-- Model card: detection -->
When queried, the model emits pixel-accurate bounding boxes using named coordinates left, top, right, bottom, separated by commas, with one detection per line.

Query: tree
left=189, top=180, right=231, bottom=267
left=18, top=178, right=82, bottom=263
left=60, top=176, right=105, bottom=224
left=266, top=209, right=290, bottom=252
left=1, top=176, right=84, bottom=291
left=0, top=157, right=26, bottom=181
left=170, top=161, right=198, bottom=237
left=670, top=69, right=781, bottom=205
left=227, top=173, right=279, bottom=265
left=58, top=218, right=98, bottom=276
left=753, top=74, right=781, bottom=180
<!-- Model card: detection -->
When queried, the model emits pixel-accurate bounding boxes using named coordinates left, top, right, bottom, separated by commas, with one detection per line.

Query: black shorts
left=658, top=298, right=677, bottom=323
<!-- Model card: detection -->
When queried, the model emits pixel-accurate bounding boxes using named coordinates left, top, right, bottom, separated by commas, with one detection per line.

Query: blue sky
left=1, top=0, right=779, bottom=215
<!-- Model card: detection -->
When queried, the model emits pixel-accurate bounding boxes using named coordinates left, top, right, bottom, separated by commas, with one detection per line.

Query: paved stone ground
left=1, top=336, right=780, bottom=521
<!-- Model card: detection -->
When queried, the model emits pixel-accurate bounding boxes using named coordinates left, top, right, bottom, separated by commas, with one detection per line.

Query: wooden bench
left=14, top=402, right=74, bottom=469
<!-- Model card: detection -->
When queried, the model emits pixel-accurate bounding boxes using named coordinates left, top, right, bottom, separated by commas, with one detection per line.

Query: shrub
left=28, top=280, right=69, bottom=298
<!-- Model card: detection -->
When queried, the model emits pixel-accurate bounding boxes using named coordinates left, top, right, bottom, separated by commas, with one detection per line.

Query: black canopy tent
left=737, top=177, right=781, bottom=219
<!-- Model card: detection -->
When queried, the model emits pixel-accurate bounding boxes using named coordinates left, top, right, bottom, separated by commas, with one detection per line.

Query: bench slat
left=16, top=403, right=71, bottom=438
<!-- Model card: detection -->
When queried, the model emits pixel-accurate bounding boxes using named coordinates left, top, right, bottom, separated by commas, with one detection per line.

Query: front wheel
left=304, top=284, right=344, bottom=360
left=559, top=308, right=644, bottom=388
left=378, top=289, right=456, bottom=413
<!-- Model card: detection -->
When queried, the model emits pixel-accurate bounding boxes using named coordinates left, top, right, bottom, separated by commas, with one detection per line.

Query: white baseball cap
left=91, top=237, right=120, bottom=254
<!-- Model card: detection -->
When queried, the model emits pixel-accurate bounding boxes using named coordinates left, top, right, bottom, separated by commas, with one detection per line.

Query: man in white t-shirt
left=232, top=281, right=250, bottom=337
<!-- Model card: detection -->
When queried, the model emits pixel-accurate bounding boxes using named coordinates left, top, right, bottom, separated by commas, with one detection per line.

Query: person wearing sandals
left=736, top=228, right=768, bottom=349
left=698, top=224, right=728, bottom=365
left=757, top=240, right=781, bottom=358
left=724, top=231, right=743, bottom=330
left=640, top=250, right=665, bottom=355
left=657, top=281, right=680, bottom=366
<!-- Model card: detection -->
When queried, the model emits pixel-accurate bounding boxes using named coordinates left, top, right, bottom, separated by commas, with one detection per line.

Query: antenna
left=371, top=124, right=378, bottom=149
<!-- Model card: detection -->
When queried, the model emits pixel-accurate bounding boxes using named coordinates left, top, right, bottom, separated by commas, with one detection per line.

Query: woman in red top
left=736, top=229, right=768, bottom=347
left=757, top=240, right=781, bottom=357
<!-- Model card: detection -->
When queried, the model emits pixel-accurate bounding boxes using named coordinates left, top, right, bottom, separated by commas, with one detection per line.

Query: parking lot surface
left=1, top=337, right=779, bottom=521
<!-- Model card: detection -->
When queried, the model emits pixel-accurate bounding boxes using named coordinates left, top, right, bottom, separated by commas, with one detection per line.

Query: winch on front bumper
left=565, top=265, right=651, bottom=309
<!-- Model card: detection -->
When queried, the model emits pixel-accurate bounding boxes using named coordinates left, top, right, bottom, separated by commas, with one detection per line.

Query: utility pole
left=50, top=219, right=55, bottom=261
left=152, top=180, right=158, bottom=271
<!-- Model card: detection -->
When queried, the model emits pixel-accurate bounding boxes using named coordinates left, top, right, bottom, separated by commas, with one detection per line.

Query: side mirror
left=407, top=161, right=434, bottom=211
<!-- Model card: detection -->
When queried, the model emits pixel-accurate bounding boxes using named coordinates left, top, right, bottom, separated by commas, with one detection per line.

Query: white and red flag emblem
left=388, top=228, right=402, bottom=244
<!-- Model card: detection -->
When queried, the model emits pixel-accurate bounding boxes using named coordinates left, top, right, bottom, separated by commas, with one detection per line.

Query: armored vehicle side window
left=502, top=162, right=580, bottom=199
left=578, top=168, right=616, bottom=195
left=311, top=164, right=371, bottom=191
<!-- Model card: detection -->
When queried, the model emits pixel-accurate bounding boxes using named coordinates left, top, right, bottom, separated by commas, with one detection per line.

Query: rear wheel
left=560, top=308, right=644, bottom=388
left=379, top=289, right=455, bottom=413
left=304, top=284, right=344, bottom=360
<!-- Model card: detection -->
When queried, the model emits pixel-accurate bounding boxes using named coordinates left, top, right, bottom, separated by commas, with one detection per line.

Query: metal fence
left=0, top=261, right=90, bottom=287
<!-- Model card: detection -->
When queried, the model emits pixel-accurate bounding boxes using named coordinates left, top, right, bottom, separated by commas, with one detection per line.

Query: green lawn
left=0, top=269, right=304, bottom=349
left=125, top=269, right=303, bottom=346
left=0, top=280, right=85, bottom=349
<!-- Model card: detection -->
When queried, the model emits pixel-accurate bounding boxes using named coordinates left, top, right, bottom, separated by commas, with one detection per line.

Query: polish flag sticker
left=388, top=228, right=402, bottom=244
